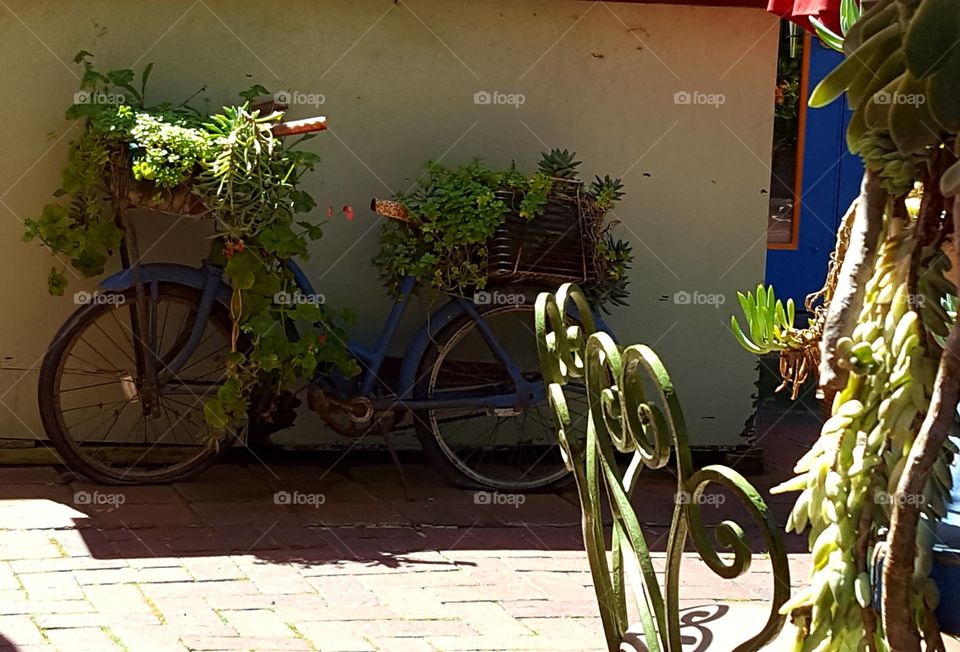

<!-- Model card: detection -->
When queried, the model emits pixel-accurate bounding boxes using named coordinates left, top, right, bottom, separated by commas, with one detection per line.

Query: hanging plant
left=756, top=0, right=960, bottom=649
left=23, top=53, right=359, bottom=437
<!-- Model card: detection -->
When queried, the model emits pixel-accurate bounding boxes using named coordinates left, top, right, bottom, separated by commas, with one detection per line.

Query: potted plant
left=372, top=149, right=633, bottom=313
left=23, top=53, right=358, bottom=435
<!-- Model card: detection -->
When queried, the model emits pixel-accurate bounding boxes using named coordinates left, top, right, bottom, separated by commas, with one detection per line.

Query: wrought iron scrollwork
left=535, top=284, right=791, bottom=652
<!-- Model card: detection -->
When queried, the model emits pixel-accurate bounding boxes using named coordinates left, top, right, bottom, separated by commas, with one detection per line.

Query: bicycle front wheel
left=38, top=283, right=235, bottom=484
left=413, top=302, right=586, bottom=492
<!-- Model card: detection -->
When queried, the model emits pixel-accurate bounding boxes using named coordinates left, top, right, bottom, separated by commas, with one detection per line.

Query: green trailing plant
left=373, top=150, right=633, bottom=310
left=765, top=0, right=960, bottom=648
left=771, top=220, right=956, bottom=651
left=373, top=160, right=547, bottom=292
left=23, top=53, right=358, bottom=437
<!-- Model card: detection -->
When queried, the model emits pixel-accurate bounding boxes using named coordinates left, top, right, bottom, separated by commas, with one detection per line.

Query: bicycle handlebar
left=271, top=116, right=327, bottom=137
left=370, top=198, right=411, bottom=222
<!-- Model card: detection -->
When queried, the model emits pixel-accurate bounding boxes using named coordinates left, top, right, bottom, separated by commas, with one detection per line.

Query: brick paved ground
left=0, top=400, right=954, bottom=651
left=0, top=458, right=815, bottom=652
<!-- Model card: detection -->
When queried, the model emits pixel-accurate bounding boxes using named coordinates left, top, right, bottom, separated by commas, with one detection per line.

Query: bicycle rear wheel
left=38, top=283, right=235, bottom=484
left=413, top=302, right=586, bottom=492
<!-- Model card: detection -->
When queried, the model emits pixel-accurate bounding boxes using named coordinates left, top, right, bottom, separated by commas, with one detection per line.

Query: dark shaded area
left=0, top=355, right=823, bottom=565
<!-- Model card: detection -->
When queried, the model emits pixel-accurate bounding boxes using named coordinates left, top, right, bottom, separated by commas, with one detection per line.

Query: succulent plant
left=585, top=236, right=633, bottom=314
left=589, top=175, right=625, bottom=211
left=537, top=148, right=581, bottom=179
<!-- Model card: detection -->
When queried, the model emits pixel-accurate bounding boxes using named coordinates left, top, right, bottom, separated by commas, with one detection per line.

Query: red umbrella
left=768, top=0, right=841, bottom=33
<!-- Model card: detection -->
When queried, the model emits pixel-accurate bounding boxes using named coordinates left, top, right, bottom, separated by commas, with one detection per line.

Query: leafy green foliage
left=373, top=160, right=550, bottom=293
left=196, top=102, right=359, bottom=428
left=584, top=236, right=632, bottom=314
left=128, top=112, right=211, bottom=188
left=24, top=54, right=357, bottom=436
left=730, top=284, right=801, bottom=355
left=374, top=150, right=633, bottom=311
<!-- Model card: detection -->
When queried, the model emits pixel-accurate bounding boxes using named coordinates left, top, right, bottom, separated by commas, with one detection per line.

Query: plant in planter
left=747, top=1, right=960, bottom=649
left=372, top=150, right=633, bottom=312
left=730, top=284, right=824, bottom=400
left=23, top=53, right=358, bottom=436
left=731, top=195, right=861, bottom=402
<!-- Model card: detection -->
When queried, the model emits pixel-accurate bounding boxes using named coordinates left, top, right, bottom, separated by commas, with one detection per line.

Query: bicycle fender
left=99, top=263, right=233, bottom=307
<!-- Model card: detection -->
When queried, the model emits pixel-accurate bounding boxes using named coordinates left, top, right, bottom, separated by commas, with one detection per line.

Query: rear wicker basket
left=486, top=189, right=598, bottom=286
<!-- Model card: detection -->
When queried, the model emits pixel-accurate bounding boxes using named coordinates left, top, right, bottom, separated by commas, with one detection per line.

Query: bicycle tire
left=38, top=283, right=236, bottom=484
left=412, top=302, right=579, bottom=492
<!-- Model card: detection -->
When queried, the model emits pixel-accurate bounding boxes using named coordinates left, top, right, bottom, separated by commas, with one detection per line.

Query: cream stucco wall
left=0, top=0, right=778, bottom=448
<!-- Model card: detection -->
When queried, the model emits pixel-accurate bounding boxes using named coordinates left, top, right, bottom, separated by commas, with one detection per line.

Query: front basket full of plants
left=371, top=149, right=633, bottom=313
left=24, top=53, right=359, bottom=456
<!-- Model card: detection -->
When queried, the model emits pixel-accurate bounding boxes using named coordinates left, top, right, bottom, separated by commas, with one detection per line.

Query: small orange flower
left=223, top=239, right=245, bottom=260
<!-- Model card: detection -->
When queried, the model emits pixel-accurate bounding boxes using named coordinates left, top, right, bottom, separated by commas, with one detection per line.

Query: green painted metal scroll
left=535, top=284, right=791, bottom=652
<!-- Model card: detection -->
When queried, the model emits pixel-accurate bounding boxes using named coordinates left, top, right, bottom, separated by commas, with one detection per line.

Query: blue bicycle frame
left=100, top=258, right=610, bottom=414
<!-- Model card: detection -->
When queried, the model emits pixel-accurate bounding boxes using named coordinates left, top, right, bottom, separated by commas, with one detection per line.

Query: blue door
left=766, top=37, right=864, bottom=308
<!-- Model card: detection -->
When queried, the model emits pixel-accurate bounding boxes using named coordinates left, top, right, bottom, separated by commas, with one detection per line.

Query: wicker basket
left=486, top=189, right=598, bottom=286
left=125, top=178, right=208, bottom=217
left=370, top=189, right=604, bottom=288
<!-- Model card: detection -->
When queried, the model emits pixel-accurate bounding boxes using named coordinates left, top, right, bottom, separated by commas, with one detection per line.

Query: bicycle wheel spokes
left=420, top=303, right=585, bottom=491
left=48, top=286, right=234, bottom=482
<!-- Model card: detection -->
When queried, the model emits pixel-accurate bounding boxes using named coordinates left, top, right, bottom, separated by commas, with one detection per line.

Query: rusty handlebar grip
left=370, top=199, right=410, bottom=222
left=271, top=116, right=328, bottom=137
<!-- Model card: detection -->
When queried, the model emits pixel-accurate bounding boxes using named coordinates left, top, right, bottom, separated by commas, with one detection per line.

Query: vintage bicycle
left=37, top=114, right=613, bottom=491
